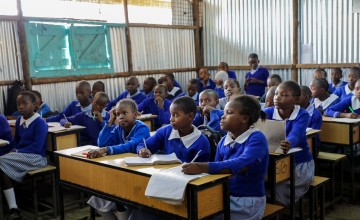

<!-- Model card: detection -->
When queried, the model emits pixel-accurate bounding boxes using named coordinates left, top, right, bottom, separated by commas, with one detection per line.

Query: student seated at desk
left=198, top=67, right=216, bottom=92
left=333, top=67, right=360, bottom=100
left=87, top=98, right=150, bottom=220
left=0, top=114, right=13, bottom=156
left=60, top=92, right=110, bottom=146
left=106, top=76, right=147, bottom=111
left=310, top=78, right=339, bottom=114
left=185, top=78, right=200, bottom=105
left=264, top=81, right=314, bottom=206
left=325, top=79, right=360, bottom=118
left=329, top=68, right=347, bottom=94
left=91, top=81, right=105, bottom=97
left=193, top=89, right=225, bottom=135
left=300, top=86, right=322, bottom=129
left=264, top=86, right=277, bottom=108
left=183, top=95, right=269, bottom=220
left=160, top=73, right=183, bottom=101
left=31, top=90, right=51, bottom=118
left=141, top=77, right=157, bottom=98
left=138, top=84, right=171, bottom=130
left=313, top=68, right=327, bottom=79
left=0, top=91, right=48, bottom=220
left=218, top=78, right=241, bottom=110
left=47, top=80, right=92, bottom=122
left=260, top=73, right=282, bottom=103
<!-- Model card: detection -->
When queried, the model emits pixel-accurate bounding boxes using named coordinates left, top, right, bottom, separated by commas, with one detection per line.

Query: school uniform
left=329, top=80, right=347, bottom=94
left=0, top=114, right=13, bottom=156
left=245, top=67, right=269, bottom=97
left=138, top=97, right=171, bottom=130
left=177, top=92, right=200, bottom=106
left=311, top=94, right=340, bottom=112
left=173, top=80, right=182, bottom=91
left=333, top=84, right=354, bottom=100
left=305, top=104, right=322, bottom=130
left=46, top=100, right=92, bottom=122
left=0, top=113, right=47, bottom=182
left=217, top=97, right=228, bottom=110
left=214, top=86, right=225, bottom=99
left=106, top=91, right=147, bottom=111
left=193, top=109, right=225, bottom=135
left=137, top=124, right=211, bottom=163
left=227, top=70, right=237, bottom=80
left=166, top=87, right=182, bottom=101
left=140, top=89, right=154, bottom=98
left=209, top=128, right=268, bottom=219
left=325, top=96, right=360, bottom=118
left=88, top=120, right=150, bottom=213
left=264, top=106, right=314, bottom=206
left=37, top=102, right=51, bottom=117
left=60, top=110, right=110, bottom=146
left=198, top=78, right=216, bottom=92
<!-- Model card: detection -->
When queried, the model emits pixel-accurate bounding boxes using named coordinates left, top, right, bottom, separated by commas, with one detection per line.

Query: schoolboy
left=244, top=53, right=269, bottom=97
left=218, top=61, right=237, bottom=79
left=329, top=68, right=347, bottom=94
left=92, top=81, right=105, bottom=97
left=260, top=74, right=282, bottom=102
left=162, top=73, right=183, bottom=100
left=141, top=77, right=157, bottom=98
left=198, top=68, right=216, bottom=92
left=31, top=90, right=51, bottom=117
left=313, top=68, right=327, bottom=79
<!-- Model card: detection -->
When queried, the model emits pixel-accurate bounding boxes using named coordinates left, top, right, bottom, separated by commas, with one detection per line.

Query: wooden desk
left=307, top=129, right=321, bottom=162
left=320, top=117, right=360, bottom=200
left=137, top=114, right=158, bottom=131
left=55, top=147, right=231, bottom=220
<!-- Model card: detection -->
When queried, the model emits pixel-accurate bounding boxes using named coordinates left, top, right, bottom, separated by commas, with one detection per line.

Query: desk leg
left=55, top=156, right=65, bottom=220
left=268, top=158, right=276, bottom=203
left=188, top=186, right=199, bottom=220
left=0, top=184, right=3, bottom=220
left=223, top=180, right=230, bottom=220
left=290, top=156, right=295, bottom=220
left=350, top=147, right=355, bottom=201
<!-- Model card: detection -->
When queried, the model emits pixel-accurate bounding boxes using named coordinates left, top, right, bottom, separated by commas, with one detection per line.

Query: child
left=141, top=77, right=157, bottom=98
left=92, top=81, right=105, bottom=97
left=313, top=68, right=327, bottom=79
left=87, top=98, right=150, bottom=220
left=194, top=89, right=224, bottom=135
left=218, top=78, right=241, bottom=110
left=310, top=78, right=340, bottom=114
left=47, top=80, right=92, bottom=122
left=184, top=79, right=200, bottom=105
left=161, top=73, right=183, bottom=100
left=182, top=95, right=269, bottom=219
left=198, top=68, right=216, bottom=92
left=0, top=91, right=48, bottom=219
left=264, top=86, right=277, bottom=108
left=244, top=53, right=269, bottom=97
left=299, top=86, right=322, bottom=129
left=106, top=76, right=147, bottom=111
left=138, top=84, right=171, bottom=130
left=260, top=74, right=282, bottom=102
left=218, top=61, right=237, bottom=79
left=333, top=67, right=360, bottom=100
left=31, top=90, right=51, bottom=117
left=0, top=114, right=13, bottom=156
left=264, top=81, right=314, bottom=206
left=329, top=68, right=347, bottom=94
left=214, top=70, right=228, bottom=98
left=60, top=92, right=110, bottom=146
left=325, top=79, right=360, bottom=118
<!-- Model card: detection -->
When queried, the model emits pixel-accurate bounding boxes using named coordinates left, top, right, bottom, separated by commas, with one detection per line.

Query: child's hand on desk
left=280, top=140, right=290, bottom=154
left=87, top=148, right=107, bottom=159
left=182, top=163, right=209, bottom=174
left=347, top=113, right=359, bottom=119
left=138, top=148, right=152, bottom=158
left=64, top=122, right=72, bottom=128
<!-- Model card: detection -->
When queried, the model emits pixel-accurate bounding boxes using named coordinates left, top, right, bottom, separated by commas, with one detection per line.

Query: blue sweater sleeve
left=98, top=125, right=119, bottom=147
left=0, top=115, right=13, bottom=147
left=16, top=119, right=48, bottom=156
left=324, top=97, right=352, bottom=118
left=208, top=109, right=225, bottom=135
left=136, top=127, right=166, bottom=153
left=286, top=112, right=309, bottom=149
left=193, top=112, right=204, bottom=127
left=309, top=109, right=323, bottom=130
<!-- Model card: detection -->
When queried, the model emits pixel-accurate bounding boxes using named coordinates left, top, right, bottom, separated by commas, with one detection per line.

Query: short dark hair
left=313, top=78, right=329, bottom=91
left=280, top=81, right=301, bottom=97
left=332, top=68, right=342, bottom=75
left=94, top=91, right=109, bottom=102
left=300, top=86, right=312, bottom=98
left=172, top=96, right=197, bottom=115
left=164, top=73, right=175, bottom=82
left=117, top=98, right=138, bottom=112
left=93, top=81, right=105, bottom=91
left=219, top=61, right=229, bottom=68
left=19, top=91, right=36, bottom=103
left=350, top=67, right=360, bottom=76
left=145, top=77, right=157, bottom=87
left=269, top=74, right=282, bottom=84
left=248, top=53, right=259, bottom=59
left=200, top=89, right=219, bottom=100
left=77, top=80, right=91, bottom=91
left=31, top=90, right=42, bottom=101
left=315, top=68, right=327, bottom=78
left=233, top=95, right=266, bottom=126
left=188, top=78, right=199, bottom=86
left=225, top=78, right=240, bottom=88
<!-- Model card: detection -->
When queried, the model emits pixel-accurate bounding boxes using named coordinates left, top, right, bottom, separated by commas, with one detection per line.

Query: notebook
left=70, top=146, right=99, bottom=158
left=124, top=153, right=181, bottom=166
left=145, top=165, right=208, bottom=205
left=0, top=139, right=9, bottom=146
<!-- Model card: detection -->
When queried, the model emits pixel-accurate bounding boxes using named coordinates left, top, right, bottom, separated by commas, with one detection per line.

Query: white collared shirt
left=313, top=94, right=338, bottom=109
left=85, top=109, right=107, bottom=118
left=345, top=84, right=355, bottom=95
left=273, top=105, right=300, bottom=121
left=76, top=102, right=92, bottom=112
left=189, top=92, right=198, bottom=101
left=20, top=113, right=40, bottom=128
left=127, top=90, right=140, bottom=98
left=224, top=127, right=260, bottom=147
left=250, top=67, right=259, bottom=75
left=351, top=96, right=360, bottom=110
left=305, top=104, right=315, bottom=117
left=168, top=87, right=180, bottom=96
left=168, top=125, right=202, bottom=148
left=333, top=80, right=345, bottom=88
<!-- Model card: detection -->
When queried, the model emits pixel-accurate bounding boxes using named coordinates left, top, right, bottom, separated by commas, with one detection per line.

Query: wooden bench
left=262, top=203, right=284, bottom=220
left=299, top=176, right=330, bottom=220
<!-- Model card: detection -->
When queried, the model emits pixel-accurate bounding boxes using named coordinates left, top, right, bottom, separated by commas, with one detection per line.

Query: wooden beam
left=204, top=65, right=293, bottom=71
left=0, top=15, right=20, bottom=21
left=128, top=23, right=196, bottom=29
left=0, top=80, right=25, bottom=86
left=292, top=0, right=299, bottom=82
left=17, top=0, right=32, bottom=90
left=133, top=68, right=197, bottom=76
left=124, top=0, right=133, bottom=75
left=296, top=63, right=360, bottom=69
left=193, top=0, right=202, bottom=75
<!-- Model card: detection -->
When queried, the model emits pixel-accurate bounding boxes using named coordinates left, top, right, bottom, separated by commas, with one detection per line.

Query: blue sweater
left=14, top=116, right=48, bottom=157
left=140, top=90, right=154, bottom=98
left=264, top=106, right=313, bottom=165
left=106, top=91, right=147, bottom=111
left=198, top=78, right=216, bottom=92
left=60, top=111, right=110, bottom=146
left=138, top=97, right=171, bottom=129
left=245, top=68, right=269, bottom=97
left=0, top=115, right=13, bottom=155
left=214, top=87, right=225, bottom=99
left=329, top=81, right=347, bottom=94
left=136, top=125, right=211, bottom=162
left=209, top=130, right=268, bottom=197
left=333, top=85, right=354, bottom=100
left=306, top=105, right=323, bottom=130
left=47, top=100, right=91, bottom=122
left=37, top=103, right=51, bottom=117
left=324, top=96, right=360, bottom=118
left=193, top=109, right=225, bottom=135
left=227, top=70, right=237, bottom=80
left=98, top=120, right=150, bottom=155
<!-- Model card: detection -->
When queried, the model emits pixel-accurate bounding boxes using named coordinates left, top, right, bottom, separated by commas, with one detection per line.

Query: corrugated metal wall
left=109, top=26, right=128, bottom=72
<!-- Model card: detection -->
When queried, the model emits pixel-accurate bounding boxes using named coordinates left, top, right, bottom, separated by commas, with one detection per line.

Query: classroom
left=0, top=0, right=360, bottom=219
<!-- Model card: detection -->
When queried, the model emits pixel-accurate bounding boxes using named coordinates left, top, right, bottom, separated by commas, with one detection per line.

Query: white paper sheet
left=254, top=119, right=286, bottom=153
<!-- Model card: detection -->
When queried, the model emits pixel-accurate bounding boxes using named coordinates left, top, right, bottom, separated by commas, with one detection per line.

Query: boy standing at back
left=244, top=53, right=269, bottom=97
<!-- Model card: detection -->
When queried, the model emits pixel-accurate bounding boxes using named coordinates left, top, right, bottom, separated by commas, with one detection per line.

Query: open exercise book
left=254, top=119, right=302, bottom=154
left=70, top=146, right=99, bottom=158
left=145, top=165, right=208, bottom=205
left=0, top=139, right=9, bottom=146
left=124, top=153, right=182, bottom=166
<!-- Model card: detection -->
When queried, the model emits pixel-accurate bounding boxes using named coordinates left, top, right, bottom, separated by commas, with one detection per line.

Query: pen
left=63, top=114, right=69, bottom=122
left=143, top=138, right=148, bottom=149
left=349, top=106, right=356, bottom=114
left=191, top=150, right=202, bottom=163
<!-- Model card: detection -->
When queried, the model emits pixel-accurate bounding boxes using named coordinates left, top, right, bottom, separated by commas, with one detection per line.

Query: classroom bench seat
left=262, top=203, right=284, bottom=220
